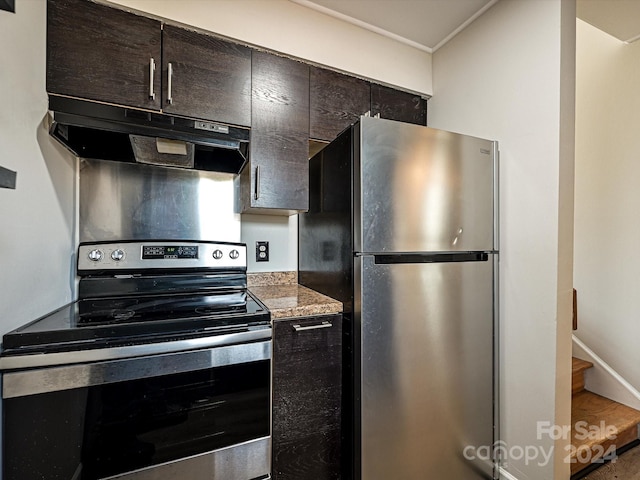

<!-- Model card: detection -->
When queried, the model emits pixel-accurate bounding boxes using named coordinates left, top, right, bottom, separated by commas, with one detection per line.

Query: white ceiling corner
left=289, top=0, right=496, bottom=53
left=577, top=0, right=640, bottom=43
left=291, top=0, right=640, bottom=51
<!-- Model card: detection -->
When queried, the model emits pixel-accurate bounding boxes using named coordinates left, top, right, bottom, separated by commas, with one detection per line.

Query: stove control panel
left=142, top=245, right=199, bottom=260
left=78, top=241, right=247, bottom=273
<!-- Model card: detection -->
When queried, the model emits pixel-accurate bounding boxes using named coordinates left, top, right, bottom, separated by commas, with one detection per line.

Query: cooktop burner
left=78, top=291, right=249, bottom=326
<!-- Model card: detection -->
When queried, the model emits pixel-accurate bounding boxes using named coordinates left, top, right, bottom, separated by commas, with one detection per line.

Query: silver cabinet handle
left=292, top=321, right=333, bottom=332
left=167, top=62, right=173, bottom=105
left=149, top=58, right=156, bottom=100
left=254, top=165, right=260, bottom=200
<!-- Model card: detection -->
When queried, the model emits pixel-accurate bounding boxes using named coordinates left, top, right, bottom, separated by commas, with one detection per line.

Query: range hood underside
left=48, top=96, right=250, bottom=174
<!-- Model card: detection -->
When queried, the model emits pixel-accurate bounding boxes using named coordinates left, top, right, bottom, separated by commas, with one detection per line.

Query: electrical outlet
left=256, top=241, right=269, bottom=262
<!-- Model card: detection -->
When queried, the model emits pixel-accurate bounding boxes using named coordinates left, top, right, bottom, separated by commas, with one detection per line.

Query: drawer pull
left=292, top=321, right=332, bottom=332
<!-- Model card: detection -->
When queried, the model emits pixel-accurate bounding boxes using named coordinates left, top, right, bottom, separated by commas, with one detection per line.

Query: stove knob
left=88, top=249, right=103, bottom=262
left=212, top=249, right=223, bottom=260
left=229, top=249, right=239, bottom=260
left=111, top=249, right=125, bottom=261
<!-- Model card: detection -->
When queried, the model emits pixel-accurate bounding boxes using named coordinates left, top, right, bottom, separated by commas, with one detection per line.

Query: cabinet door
left=47, top=0, right=162, bottom=111
left=162, top=25, right=251, bottom=126
left=371, top=83, right=427, bottom=125
left=272, top=314, right=342, bottom=480
left=310, top=67, right=371, bottom=142
left=244, top=51, right=309, bottom=213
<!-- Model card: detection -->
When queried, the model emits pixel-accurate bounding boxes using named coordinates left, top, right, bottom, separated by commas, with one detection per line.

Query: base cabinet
left=272, top=314, right=342, bottom=480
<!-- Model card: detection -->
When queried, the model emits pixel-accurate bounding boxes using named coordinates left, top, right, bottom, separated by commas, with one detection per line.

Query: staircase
left=570, top=357, right=640, bottom=476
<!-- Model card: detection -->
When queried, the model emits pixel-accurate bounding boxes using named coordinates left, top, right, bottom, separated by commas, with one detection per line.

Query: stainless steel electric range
left=0, top=240, right=272, bottom=480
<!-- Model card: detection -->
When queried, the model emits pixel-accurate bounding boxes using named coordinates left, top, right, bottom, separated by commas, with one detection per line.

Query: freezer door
left=356, top=117, right=496, bottom=253
left=357, top=254, right=495, bottom=480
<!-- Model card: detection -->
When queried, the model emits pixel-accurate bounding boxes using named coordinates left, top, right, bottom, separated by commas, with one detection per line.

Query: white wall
left=241, top=214, right=298, bottom=273
left=108, top=0, right=433, bottom=273
left=0, top=1, right=76, bottom=334
left=107, top=0, right=433, bottom=96
left=574, top=20, right=640, bottom=391
left=428, top=1, right=575, bottom=479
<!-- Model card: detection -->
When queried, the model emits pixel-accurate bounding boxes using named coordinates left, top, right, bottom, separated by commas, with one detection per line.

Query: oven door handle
left=0, top=328, right=271, bottom=371
left=2, top=338, right=271, bottom=399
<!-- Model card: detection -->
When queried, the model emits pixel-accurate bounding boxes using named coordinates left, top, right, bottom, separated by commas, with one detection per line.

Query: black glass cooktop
left=2, top=289, right=270, bottom=355
left=78, top=291, right=250, bottom=326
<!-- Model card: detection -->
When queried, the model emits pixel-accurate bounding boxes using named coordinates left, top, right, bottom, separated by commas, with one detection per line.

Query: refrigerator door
left=356, top=254, right=495, bottom=480
left=355, top=117, right=496, bottom=254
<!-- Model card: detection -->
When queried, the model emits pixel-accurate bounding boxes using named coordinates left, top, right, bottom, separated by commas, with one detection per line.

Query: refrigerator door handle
left=373, top=252, right=489, bottom=265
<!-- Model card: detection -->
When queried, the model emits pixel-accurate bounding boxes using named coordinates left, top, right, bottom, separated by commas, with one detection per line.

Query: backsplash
left=79, top=159, right=240, bottom=243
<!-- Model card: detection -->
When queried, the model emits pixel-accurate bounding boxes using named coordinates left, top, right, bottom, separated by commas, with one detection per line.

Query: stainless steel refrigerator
left=299, top=116, right=498, bottom=480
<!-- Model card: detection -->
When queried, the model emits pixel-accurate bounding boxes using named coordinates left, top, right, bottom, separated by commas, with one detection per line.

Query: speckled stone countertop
left=248, top=272, right=342, bottom=320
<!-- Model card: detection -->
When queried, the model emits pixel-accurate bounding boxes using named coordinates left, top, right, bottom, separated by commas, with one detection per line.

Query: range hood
left=48, top=96, right=250, bottom=174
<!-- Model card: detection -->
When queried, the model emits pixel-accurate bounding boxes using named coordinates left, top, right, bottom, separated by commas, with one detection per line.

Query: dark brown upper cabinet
left=239, top=51, right=309, bottom=215
left=371, top=83, right=427, bottom=126
left=47, top=0, right=251, bottom=127
left=310, top=67, right=371, bottom=142
left=161, top=25, right=251, bottom=127
left=47, top=0, right=162, bottom=111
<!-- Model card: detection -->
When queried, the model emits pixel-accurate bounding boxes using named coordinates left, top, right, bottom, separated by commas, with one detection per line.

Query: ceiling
left=290, top=0, right=496, bottom=52
left=290, top=0, right=640, bottom=52
left=577, top=0, right=640, bottom=43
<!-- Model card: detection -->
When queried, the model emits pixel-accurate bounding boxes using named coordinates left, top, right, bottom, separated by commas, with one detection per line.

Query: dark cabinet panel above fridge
left=310, top=67, right=371, bottom=142
left=371, top=83, right=427, bottom=126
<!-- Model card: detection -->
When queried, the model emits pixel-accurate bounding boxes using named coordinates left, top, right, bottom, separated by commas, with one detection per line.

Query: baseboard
left=572, top=335, right=640, bottom=410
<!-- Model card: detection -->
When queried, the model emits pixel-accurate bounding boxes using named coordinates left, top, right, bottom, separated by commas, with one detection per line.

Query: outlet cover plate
left=256, top=241, right=269, bottom=262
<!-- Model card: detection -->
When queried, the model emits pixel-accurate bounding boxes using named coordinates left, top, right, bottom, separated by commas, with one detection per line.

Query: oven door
left=2, top=339, right=271, bottom=480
